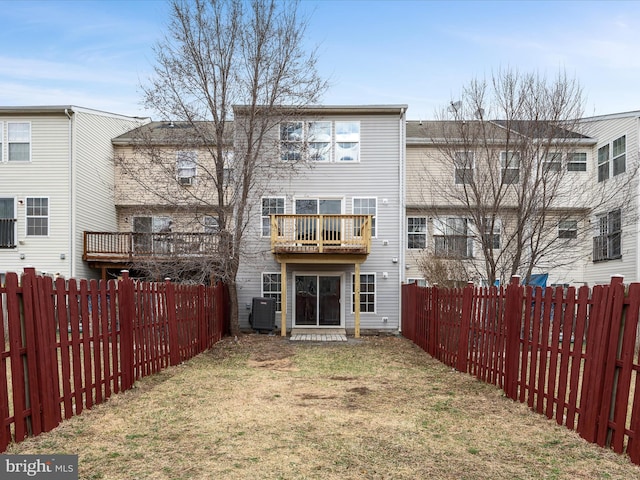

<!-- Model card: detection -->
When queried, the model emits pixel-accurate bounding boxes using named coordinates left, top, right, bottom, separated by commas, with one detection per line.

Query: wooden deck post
left=355, top=262, right=361, bottom=338
left=280, top=261, right=287, bottom=337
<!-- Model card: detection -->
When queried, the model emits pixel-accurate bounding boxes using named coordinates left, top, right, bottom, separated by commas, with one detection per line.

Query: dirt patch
left=6, top=333, right=640, bottom=480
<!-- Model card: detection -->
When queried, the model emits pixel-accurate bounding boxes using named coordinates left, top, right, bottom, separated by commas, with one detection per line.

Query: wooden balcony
left=270, top=214, right=372, bottom=256
left=83, top=232, right=220, bottom=263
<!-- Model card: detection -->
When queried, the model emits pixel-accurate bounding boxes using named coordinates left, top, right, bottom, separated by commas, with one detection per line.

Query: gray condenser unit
left=250, top=297, right=276, bottom=332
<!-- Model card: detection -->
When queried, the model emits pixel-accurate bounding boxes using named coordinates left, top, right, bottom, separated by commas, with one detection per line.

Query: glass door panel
left=319, top=276, right=341, bottom=326
left=295, top=275, right=317, bottom=326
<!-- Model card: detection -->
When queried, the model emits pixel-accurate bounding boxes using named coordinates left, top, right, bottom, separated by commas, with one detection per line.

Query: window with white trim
left=0, top=197, right=16, bottom=248
left=482, top=218, right=501, bottom=249
left=26, top=197, right=48, bottom=236
left=335, top=121, right=360, bottom=162
left=176, top=151, right=197, bottom=185
left=434, top=217, right=473, bottom=258
left=0, top=121, right=3, bottom=162
left=353, top=197, right=376, bottom=237
left=558, top=219, right=577, bottom=239
left=407, top=217, right=427, bottom=249
left=567, top=152, right=587, bottom=172
left=261, top=197, right=285, bottom=236
left=500, top=151, right=520, bottom=184
left=598, top=144, right=610, bottom=182
left=407, top=278, right=426, bottom=287
left=352, top=273, right=375, bottom=313
left=593, top=209, right=621, bottom=262
left=454, top=151, right=474, bottom=184
left=203, top=215, right=219, bottom=234
left=262, top=272, right=282, bottom=312
left=280, top=122, right=303, bottom=161
left=542, top=152, right=561, bottom=173
left=613, top=135, right=626, bottom=176
left=308, top=121, right=332, bottom=162
left=8, top=122, right=31, bottom=162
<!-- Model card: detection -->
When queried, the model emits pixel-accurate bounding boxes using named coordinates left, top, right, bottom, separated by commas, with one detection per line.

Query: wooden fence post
left=428, top=286, right=439, bottom=357
left=198, top=284, right=206, bottom=354
left=214, top=282, right=225, bottom=343
left=118, top=271, right=135, bottom=391
left=456, top=282, right=475, bottom=373
left=504, top=275, right=523, bottom=401
left=165, top=279, right=180, bottom=366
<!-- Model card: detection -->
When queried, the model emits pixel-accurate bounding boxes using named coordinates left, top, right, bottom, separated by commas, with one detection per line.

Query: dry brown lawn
left=5, top=334, right=640, bottom=479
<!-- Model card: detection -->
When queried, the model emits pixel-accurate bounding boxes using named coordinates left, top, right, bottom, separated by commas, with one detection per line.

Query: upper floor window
left=593, top=209, right=621, bottom=262
left=598, top=136, right=626, bottom=182
left=308, top=121, right=332, bottom=162
left=8, top=122, right=31, bottom=162
left=280, top=122, right=303, bottom=161
left=500, top=151, right=520, bottom=184
left=261, top=197, right=285, bottom=237
left=0, top=121, right=3, bottom=162
left=454, top=151, right=474, bottom=184
left=407, top=217, right=427, bottom=249
left=613, top=135, right=626, bottom=176
left=434, top=217, right=472, bottom=258
left=542, top=152, right=561, bottom=173
left=335, top=121, right=360, bottom=162
left=353, top=197, right=376, bottom=237
left=567, top=152, right=587, bottom=172
left=26, top=197, right=48, bottom=236
left=558, top=219, right=578, bottom=239
left=176, top=151, right=197, bottom=185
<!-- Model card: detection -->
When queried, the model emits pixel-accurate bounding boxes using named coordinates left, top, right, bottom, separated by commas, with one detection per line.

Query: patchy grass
left=5, top=334, right=640, bottom=479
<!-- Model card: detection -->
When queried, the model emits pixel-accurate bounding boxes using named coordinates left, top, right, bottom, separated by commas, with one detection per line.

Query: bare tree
left=414, top=68, right=635, bottom=286
left=118, top=0, right=326, bottom=335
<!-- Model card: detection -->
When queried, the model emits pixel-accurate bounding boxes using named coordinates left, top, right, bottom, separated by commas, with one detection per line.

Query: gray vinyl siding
left=73, top=110, right=147, bottom=279
left=579, top=115, right=640, bottom=284
left=0, top=114, right=71, bottom=277
left=236, top=111, right=405, bottom=332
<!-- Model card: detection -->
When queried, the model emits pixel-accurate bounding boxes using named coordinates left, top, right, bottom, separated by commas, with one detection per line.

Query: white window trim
left=433, top=217, right=473, bottom=258
left=7, top=121, right=32, bottom=162
left=308, top=121, right=332, bottom=162
left=352, top=196, right=377, bottom=238
left=0, top=121, right=4, bottom=162
left=481, top=217, right=502, bottom=250
left=335, top=121, right=361, bottom=162
left=261, top=272, right=282, bottom=312
left=261, top=196, right=286, bottom=237
left=203, top=215, right=219, bottom=234
left=407, top=216, right=427, bottom=250
left=351, top=272, right=376, bottom=314
left=25, top=196, right=49, bottom=237
left=567, top=152, right=587, bottom=172
left=176, top=151, right=197, bottom=185
left=454, top=151, right=475, bottom=184
left=500, top=151, right=520, bottom=184
left=558, top=219, right=578, bottom=239
left=541, top=151, right=562, bottom=173
left=612, top=135, right=626, bottom=176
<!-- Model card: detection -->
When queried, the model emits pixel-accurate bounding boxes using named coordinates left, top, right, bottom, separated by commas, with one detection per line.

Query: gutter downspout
left=65, top=108, right=74, bottom=277
left=398, top=108, right=406, bottom=333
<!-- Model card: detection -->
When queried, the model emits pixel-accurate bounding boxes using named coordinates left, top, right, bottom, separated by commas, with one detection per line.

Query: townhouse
left=0, top=106, right=148, bottom=281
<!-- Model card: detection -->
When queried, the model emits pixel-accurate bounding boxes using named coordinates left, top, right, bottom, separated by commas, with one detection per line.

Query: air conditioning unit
left=249, top=297, right=276, bottom=333
left=178, top=176, right=193, bottom=186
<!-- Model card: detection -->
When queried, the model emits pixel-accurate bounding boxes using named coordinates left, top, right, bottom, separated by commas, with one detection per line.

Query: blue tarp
left=524, top=273, right=548, bottom=288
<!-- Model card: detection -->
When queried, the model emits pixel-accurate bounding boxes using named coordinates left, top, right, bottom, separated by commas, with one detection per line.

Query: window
left=0, top=121, right=3, bottom=162
left=0, top=198, right=16, bottom=248
left=567, top=152, right=587, bottom=172
left=261, top=197, right=285, bottom=236
left=176, top=151, right=197, bottom=185
left=407, top=217, right=427, bottom=249
left=8, top=122, right=31, bottom=161
left=203, top=215, right=219, bottom=234
left=434, top=217, right=472, bottom=258
left=454, top=151, right=474, bottom=184
left=613, top=135, right=626, bottom=176
left=593, top=209, right=621, bottom=261
left=26, top=197, right=48, bottom=236
left=482, top=218, right=501, bottom=249
left=262, top=273, right=282, bottom=312
left=353, top=197, right=376, bottom=237
left=352, top=273, right=375, bottom=313
left=542, top=152, right=561, bottom=173
left=598, top=144, right=610, bottom=182
left=308, top=121, right=331, bottom=162
left=335, top=121, right=360, bottom=162
left=500, top=151, right=520, bottom=184
left=280, top=122, right=303, bottom=161
left=558, top=220, right=578, bottom=239
left=407, top=278, right=427, bottom=287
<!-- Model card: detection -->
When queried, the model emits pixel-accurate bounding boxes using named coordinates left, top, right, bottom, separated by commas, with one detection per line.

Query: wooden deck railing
left=84, top=232, right=220, bottom=262
left=270, top=214, right=371, bottom=254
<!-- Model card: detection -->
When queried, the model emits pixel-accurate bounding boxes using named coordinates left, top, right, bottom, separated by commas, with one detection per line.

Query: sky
left=2, top=0, right=640, bottom=120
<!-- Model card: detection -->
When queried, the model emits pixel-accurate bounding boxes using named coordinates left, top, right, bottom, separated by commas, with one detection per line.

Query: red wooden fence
left=402, top=276, right=640, bottom=466
left=0, top=268, right=228, bottom=452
